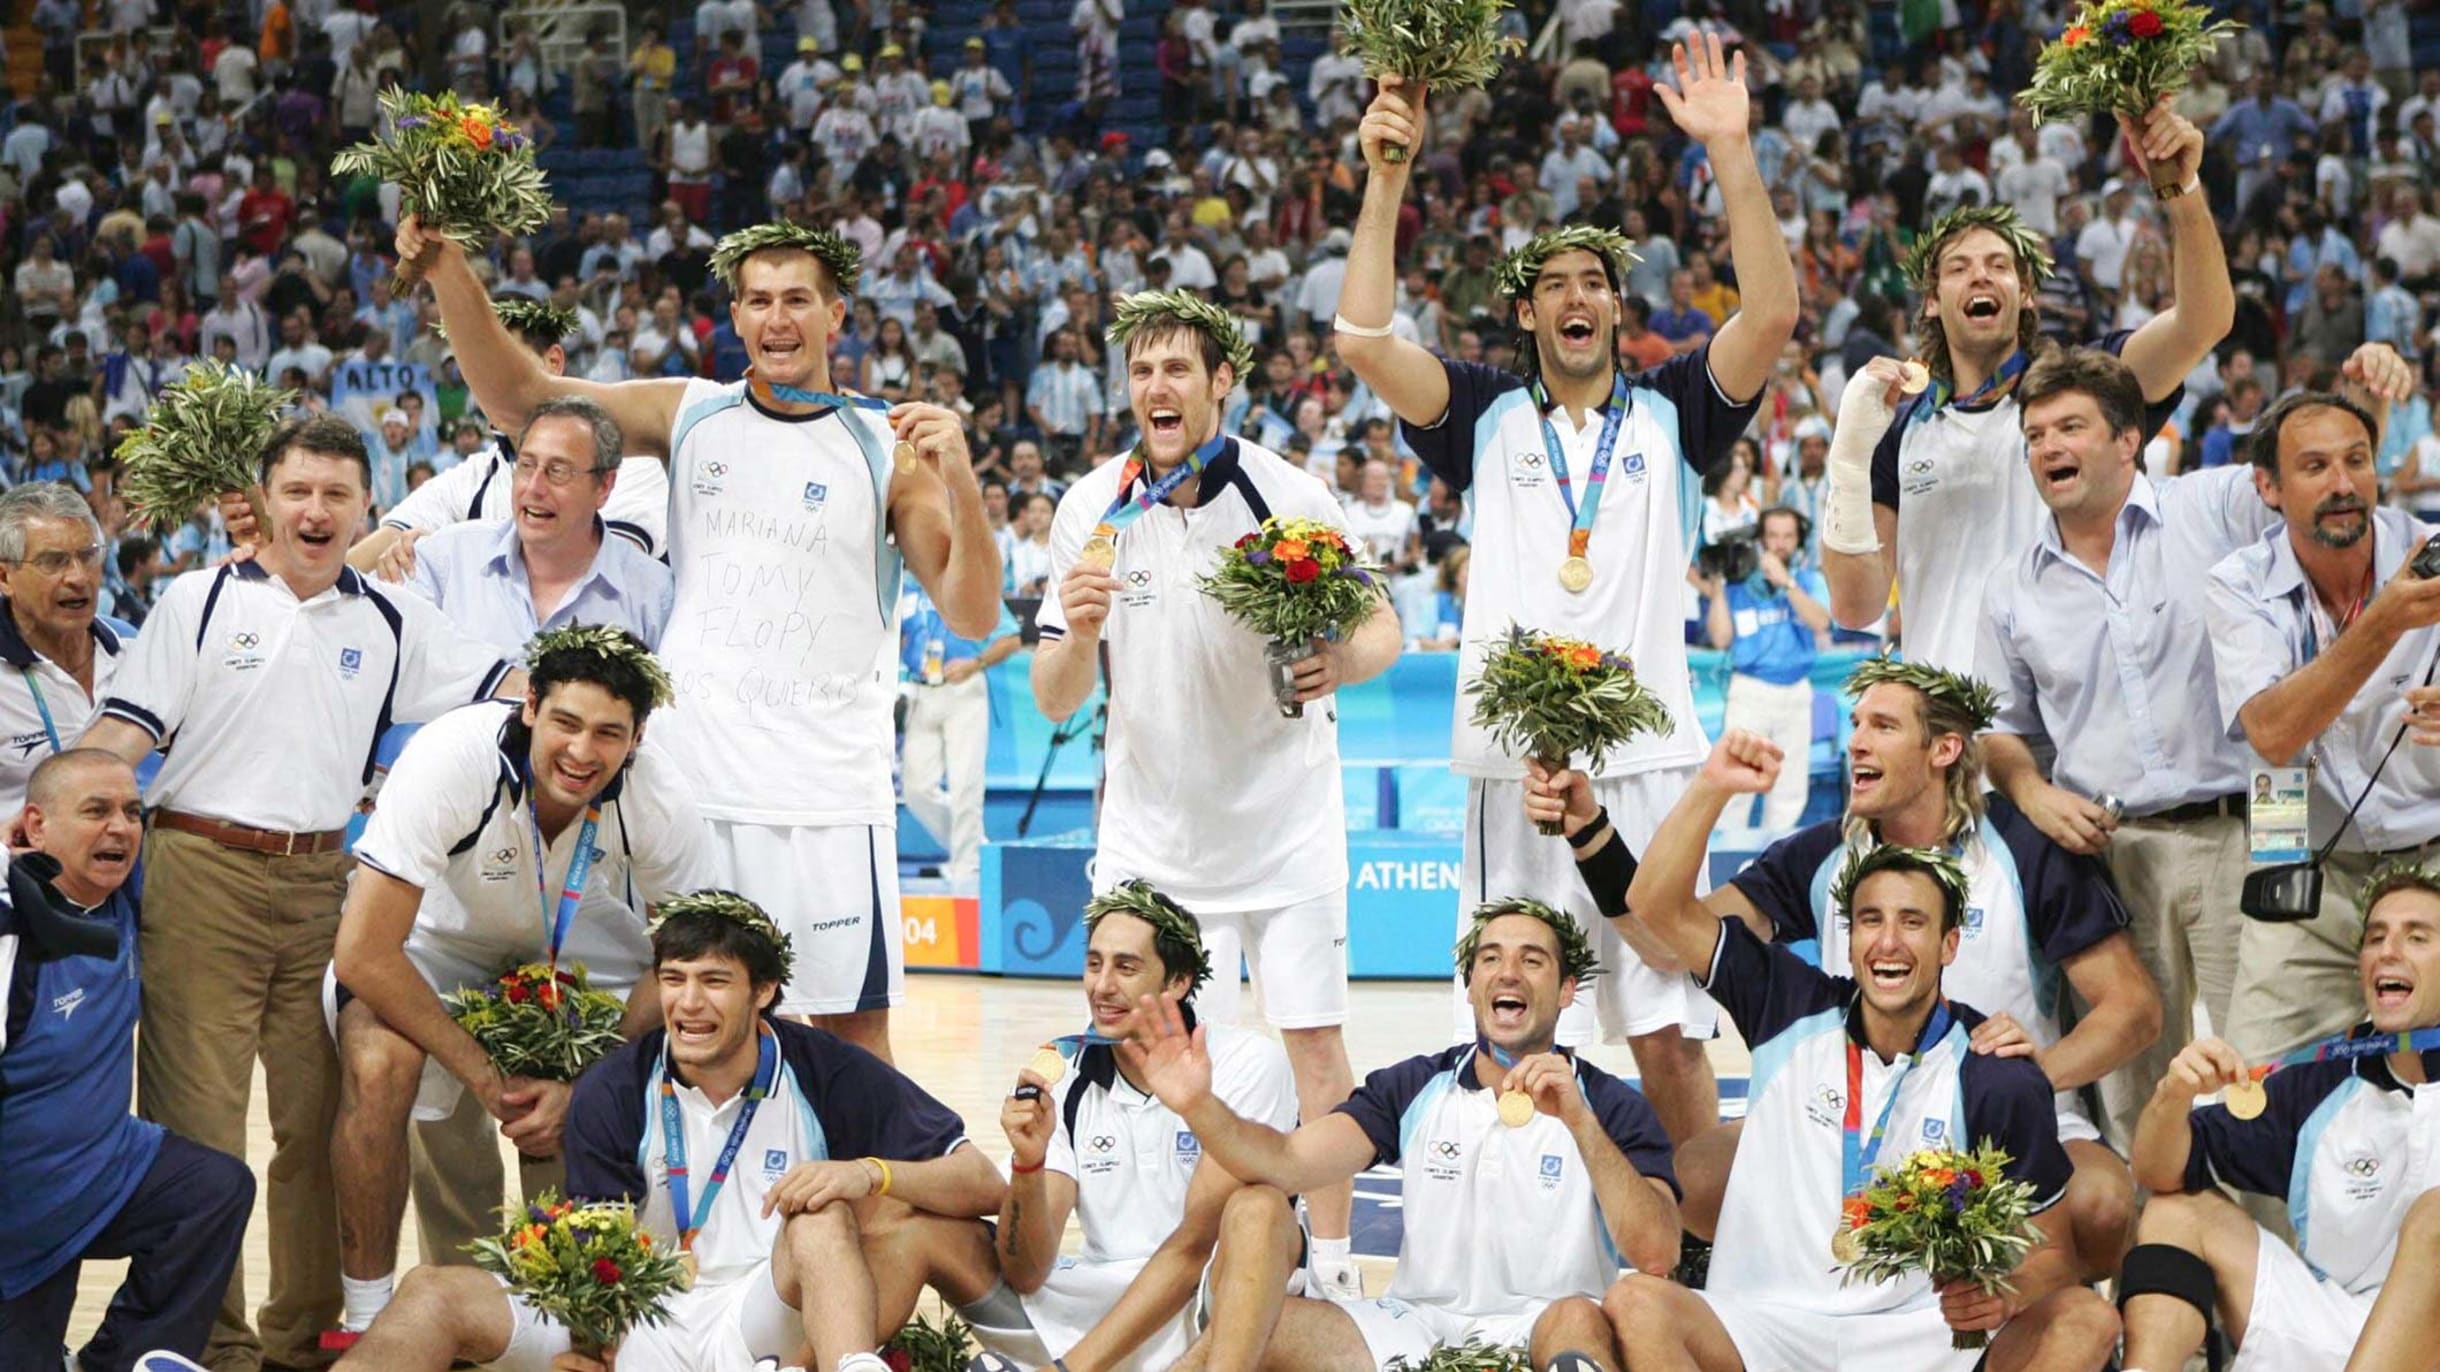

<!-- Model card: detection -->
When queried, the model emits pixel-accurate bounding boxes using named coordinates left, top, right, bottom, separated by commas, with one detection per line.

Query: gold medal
left=1831, top=1227, right=1863, bottom=1264
left=1898, top=360, right=1931, bottom=395
left=1027, top=1046, right=1069, bottom=1086
left=1077, top=536, right=1117, bottom=571
left=676, top=1249, right=698, bottom=1291
left=2224, top=1075, right=2267, bottom=1121
left=1497, top=1089, right=1536, bottom=1128
left=1558, top=555, right=1595, bottom=593
left=893, top=439, right=921, bottom=473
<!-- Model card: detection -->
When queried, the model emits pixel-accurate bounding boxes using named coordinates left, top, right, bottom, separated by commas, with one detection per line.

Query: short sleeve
left=1214, top=1033, right=1300, bottom=1133
left=1634, top=343, right=1766, bottom=476
left=2203, top=551, right=2296, bottom=744
left=623, top=744, right=723, bottom=906
left=2177, top=1062, right=2344, bottom=1197
left=96, top=569, right=206, bottom=743
left=1332, top=1052, right=1451, bottom=1167
left=1993, top=798, right=2130, bottom=965
left=602, top=458, right=669, bottom=555
left=1028, top=476, right=1105, bottom=642
left=385, top=585, right=515, bottom=722
left=792, top=1028, right=970, bottom=1160
left=1960, top=1051, right=2073, bottom=1212
left=1397, top=358, right=1527, bottom=494
left=352, top=709, right=498, bottom=890
left=1867, top=398, right=1928, bottom=511
left=1580, top=1065, right=1681, bottom=1199
left=1727, top=825, right=1844, bottom=944
left=1697, top=915, right=1845, bottom=1049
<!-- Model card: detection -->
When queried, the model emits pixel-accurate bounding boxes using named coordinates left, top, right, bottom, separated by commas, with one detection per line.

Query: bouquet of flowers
left=879, top=1311, right=976, bottom=1372
left=1834, top=1143, right=2042, bottom=1350
left=1198, top=516, right=1383, bottom=718
left=468, top=1192, right=687, bottom=1355
left=1339, top=0, right=1523, bottom=162
left=2019, top=0, right=2241, bottom=193
left=1468, top=626, right=1675, bottom=834
left=331, top=88, right=551, bottom=290
left=113, top=361, right=293, bottom=537
left=442, top=962, right=627, bottom=1082
left=1385, top=1338, right=1534, bottom=1371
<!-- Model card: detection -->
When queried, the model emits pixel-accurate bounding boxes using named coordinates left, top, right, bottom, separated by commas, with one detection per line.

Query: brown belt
left=154, top=809, right=350, bottom=857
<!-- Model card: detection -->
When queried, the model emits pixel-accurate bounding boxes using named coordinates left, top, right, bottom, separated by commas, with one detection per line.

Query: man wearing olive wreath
left=1333, top=36, right=1800, bottom=1145
left=401, top=214, right=1005, bottom=1063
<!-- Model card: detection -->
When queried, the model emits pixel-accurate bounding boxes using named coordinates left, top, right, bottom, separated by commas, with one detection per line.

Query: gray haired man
left=0, top=481, right=124, bottom=817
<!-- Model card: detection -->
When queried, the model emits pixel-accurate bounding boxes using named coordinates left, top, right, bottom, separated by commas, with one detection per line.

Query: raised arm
left=1118, top=993, right=1377, bottom=1195
left=2129, top=1037, right=2250, bottom=1193
left=993, top=1063, right=1080, bottom=1294
left=1332, top=76, right=1453, bottom=429
left=1623, top=732, right=1785, bottom=973
left=1661, top=34, right=1799, bottom=404
left=886, top=403, right=1004, bottom=638
left=2113, top=101, right=2233, bottom=401
left=398, top=214, right=687, bottom=457
left=2227, top=568, right=2440, bottom=765
left=1819, top=359, right=1907, bottom=630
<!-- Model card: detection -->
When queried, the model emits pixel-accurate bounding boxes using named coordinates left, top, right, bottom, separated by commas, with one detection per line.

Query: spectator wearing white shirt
left=1341, top=459, right=1421, bottom=573
left=1994, top=127, right=2072, bottom=236
left=1923, top=142, right=1993, bottom=220
left=1151, top=214, right=1218, bottom=293
left=776, top=37, right=839, bottom=132
left=1538, top=116, right=1611, bottom=221
left=1780, top=74, right=1842, bottom=159
left=2076, top=180, right=2141, bottom=294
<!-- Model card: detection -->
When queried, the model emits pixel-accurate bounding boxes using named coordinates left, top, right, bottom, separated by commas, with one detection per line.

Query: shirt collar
left=1120, top=435, right=1243, bottom=510
left=232, top=558, right=371, bottom=598
left=483, top=514, right=625, bottom=595
left=0, top=598, right=120, bottom=668
left=1074, top=1000, right=1197, bottom=1095
left=1458, top=1036, right=1574, bottom=1089
left=2034, top=471, right=2163, bottom=566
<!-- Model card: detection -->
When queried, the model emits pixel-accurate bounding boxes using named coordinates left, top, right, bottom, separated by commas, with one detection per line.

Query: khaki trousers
left=2095, top=815, right=2248, bottom=1150
left=136, top=826, right=352, bottom=1371
left=405, top=1087, right=566, bottom=1267
left=2228, top=840, right=2440, bottom=1062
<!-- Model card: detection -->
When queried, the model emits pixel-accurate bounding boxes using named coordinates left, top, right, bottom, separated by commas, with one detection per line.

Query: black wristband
left=1571, top=814, right=1641, bottom=916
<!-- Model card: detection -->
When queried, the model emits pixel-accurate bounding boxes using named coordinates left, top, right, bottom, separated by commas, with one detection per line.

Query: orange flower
left=1562, top=645, right=1602, bottom=671
left=1273, top=538, right=1310, bottom=560
left=462, top=116, right=495, bottom=150
left=1842, top=1196, right=1872, bottom=1229
left=1927, top=1167, right=1957, bottom=1187
left=2063, top=24, right=2088, bottom=43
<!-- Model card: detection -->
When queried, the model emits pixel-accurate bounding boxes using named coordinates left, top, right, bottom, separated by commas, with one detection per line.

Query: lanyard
left=1089, top=431, right=1229, bottom=543
left=1840, top=1001, right=1953, bottom=1199
left=661, top=1024, right=779, bottom=1253
left=749, top=370, right=892, bottom=413
left=523, top=765, right=602, bottom=971
left=1911, top=348, right=2031, bottom=425
left=2265, top=1024, right=2440, bottom=1073
left=22, top=669, right=61, bottom=755
left=1533, top=373, right=1630, bottom=562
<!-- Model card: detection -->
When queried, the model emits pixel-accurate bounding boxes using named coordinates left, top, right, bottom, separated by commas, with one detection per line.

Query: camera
left=1698, top=529, right=1761, bottom=584
left=2242, top=862, right=2324, bottom=923
left=2412, top=532, right=2440, bottom=581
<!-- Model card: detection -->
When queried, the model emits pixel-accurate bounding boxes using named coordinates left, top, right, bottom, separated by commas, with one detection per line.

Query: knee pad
left=2117, top=1242, right=2218, bottom=1319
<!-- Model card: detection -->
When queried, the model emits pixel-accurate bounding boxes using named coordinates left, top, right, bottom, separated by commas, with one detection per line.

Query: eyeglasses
left=512, top=458, right=611, bottom=488
left=7, top=545, right=105, bottom=575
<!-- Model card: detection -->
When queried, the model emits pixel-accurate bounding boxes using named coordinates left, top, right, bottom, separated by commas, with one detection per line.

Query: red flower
left=591, top=1257, right=623, bottom=1284
left=1235, top=532, right=1259, bottom=549
left=2127, top=9, right=2162, bottom=36
left=507, top=983, right=532, bottom=1003
left=1285, top=557, right=1321, bottom=584
left=538, top=983, right=562, bottom=1010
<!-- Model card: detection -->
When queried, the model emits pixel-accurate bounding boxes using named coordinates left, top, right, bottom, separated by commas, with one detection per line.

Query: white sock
left=1309, top=1235, right=1352, bottom=1267
left=340, top=1273, right=394, bottom=1331
left=833, top=1354, right=891, bottom=1372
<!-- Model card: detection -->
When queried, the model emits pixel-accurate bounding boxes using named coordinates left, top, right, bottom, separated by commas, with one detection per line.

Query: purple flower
left=1247, top=549, right=1272, bottom=565
left=528, top=1205, right=551, bottom=1223
left=396, top=115, right=429, bottom=130
left=1945, top=1179, right=1971, bottom=1211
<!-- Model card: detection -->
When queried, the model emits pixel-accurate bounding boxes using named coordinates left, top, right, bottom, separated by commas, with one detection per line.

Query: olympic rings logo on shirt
left=229, top=632, right=260, bottom=650
left=703, top=462, right=729, bottom=477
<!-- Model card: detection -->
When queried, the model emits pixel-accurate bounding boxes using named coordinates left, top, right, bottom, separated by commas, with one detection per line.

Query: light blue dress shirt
left=2204, top=505, right=2440, bottom=852
left=1981, top=465, right=2282, bottom=813
left=408, top=516, right=675, bottom=657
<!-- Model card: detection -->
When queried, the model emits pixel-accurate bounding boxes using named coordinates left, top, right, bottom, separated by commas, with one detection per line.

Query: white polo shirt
left=2205, top=507, right=2440, bottom=852
left=380, top=432, right=670, bottom=556
left=1034, top=437, right=1350, bottom=913
left=1400, top=350, right=1759, bottom=781
left=657, top=380, right=902, bottom=827
left=352, top=699, right=721, bottom=993
left=100, top=560, right=514, bottom=832
left=1332, top=1042, right=1679, bottom=1319
left=0, top=605, right=126, bottom=818
left=2180, top=1033, right=2440, bottom=1296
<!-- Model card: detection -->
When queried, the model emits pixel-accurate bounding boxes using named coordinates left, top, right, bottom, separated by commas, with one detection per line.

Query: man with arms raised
left=321, top=625, right=721, bottom=1346
left=1031, top=291, right=1398, bottom=1296
left=80, top=415, right=520, bottom=1370
left=1819, top=100, right=2233, bottom=674
left=402, top=214, right=1004, bottom=1060
left=1593, top=649, right=2158, bottom=1280
left=348, top=297, right=669, bottom=574
left=850, top=881, right=1299, bottom=1372
left=334, top=892, right=1005, bottom=1372
left=1125, top=897, right=1682, bottom=1372
left=0, top=483, right=128, bottom=817
left=2117, top=864, right=2440, bottom=1372
left=1599, top=737, right=2120, bottom=1370
left=1333, top=37, right=1799, bottom=1145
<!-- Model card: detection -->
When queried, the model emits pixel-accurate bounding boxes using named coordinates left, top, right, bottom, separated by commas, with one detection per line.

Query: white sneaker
left=135, top=1356, right=210, bottom=1372
left=1311, top=1259, right=1365, bottom=1301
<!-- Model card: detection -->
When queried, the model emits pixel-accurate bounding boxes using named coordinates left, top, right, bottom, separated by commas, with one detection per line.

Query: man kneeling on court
left=2118, top=863, right=2440, bottom=1372
left=323, top=625, right=720, bottom=1346
left=852, top=881, right=1300, bottom=1372
left=334, top=891, right=1005, bottom=1372
left=1595, top=732, right=2119, bottom=1371
left=1119, top=897, right=1681, bottom=1372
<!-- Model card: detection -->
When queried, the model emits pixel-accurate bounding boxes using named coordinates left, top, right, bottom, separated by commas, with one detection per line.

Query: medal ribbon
left=2259, top=1023, right=2440, bottom=1075
left=1911, top=348, right=2031, bottom=426
left=1087, top=431, right=1229, bottom=545
left=661, top=1024, right=780, bottom=1254
left=523, top=763, right=602, bottom=972
left=1840, top=1001, right=1954, bottom=1200
left=749, top=369, right=892, bottom=413
left=22, top=669, right=61, bottom=755
left=1533, top=373, right=1630, bottom=563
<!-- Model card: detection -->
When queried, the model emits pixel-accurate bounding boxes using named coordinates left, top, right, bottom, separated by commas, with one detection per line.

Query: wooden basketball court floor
left=64, top=974, right=1758, bottom=1349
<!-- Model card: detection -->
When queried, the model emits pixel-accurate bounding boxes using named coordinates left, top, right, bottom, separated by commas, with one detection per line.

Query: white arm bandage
left=1823, top=367, right=1900, bottom=556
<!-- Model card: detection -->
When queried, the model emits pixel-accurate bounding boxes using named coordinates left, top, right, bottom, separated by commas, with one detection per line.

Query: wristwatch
left=2154, top=176, right=2202, bottom=202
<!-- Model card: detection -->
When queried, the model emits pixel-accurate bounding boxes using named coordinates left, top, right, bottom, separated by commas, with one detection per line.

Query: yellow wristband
left=863, top=1156, right=894, bottom=1197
